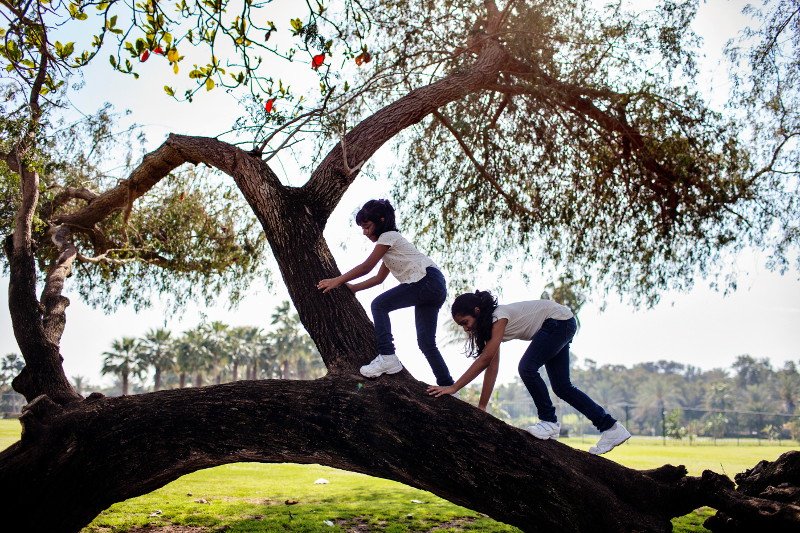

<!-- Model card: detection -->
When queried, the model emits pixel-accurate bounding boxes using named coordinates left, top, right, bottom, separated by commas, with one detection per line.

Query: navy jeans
left=518, top=317, right=616, bottom=432
left=371, top=267, right=454, bottom=386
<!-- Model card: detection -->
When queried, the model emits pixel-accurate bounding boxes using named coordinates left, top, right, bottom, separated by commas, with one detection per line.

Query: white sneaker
left=359, top=354, right=403, bottom=378
left=526, top=421, right=560, bottom=440
left=589, top=422, right=631, bottom=455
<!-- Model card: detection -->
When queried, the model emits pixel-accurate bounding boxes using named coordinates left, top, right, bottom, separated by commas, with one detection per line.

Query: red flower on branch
left=355, top=52, right=371, bottom=66
left=265, top=98, right=276, bottom=113
left=311, top=53, right=325, bottom=70
left=153, top=46, right=164, bottom=55
left=140, top=49, right=150, bottom=62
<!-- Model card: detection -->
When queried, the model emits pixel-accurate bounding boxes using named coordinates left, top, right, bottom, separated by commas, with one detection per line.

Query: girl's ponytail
left=451, top=290, right=498, bottom=358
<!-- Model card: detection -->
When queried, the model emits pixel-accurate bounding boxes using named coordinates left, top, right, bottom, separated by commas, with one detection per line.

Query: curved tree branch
left=303, top=37, right=510, bottom=218
left=40, top=225, right=77, bottom=347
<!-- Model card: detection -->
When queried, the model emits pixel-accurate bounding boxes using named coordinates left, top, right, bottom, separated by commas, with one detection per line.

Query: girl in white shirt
left=317, top=199, right=454, bottom=386
left=428, top=290, right=630, bottom=455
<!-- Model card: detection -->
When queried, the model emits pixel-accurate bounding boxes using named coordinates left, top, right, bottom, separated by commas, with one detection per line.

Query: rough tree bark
left=2, top=3, right=800, bottom=532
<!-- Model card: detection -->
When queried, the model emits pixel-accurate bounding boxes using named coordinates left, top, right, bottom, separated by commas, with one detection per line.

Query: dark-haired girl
left=317, top=199, right=454, bottom=386
left=427, top=290, right=630, bottom=455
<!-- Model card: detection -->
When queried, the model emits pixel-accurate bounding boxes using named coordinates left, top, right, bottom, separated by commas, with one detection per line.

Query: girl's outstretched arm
left=347, top=264, right=390, bottom=293
left=317, top=244, right=389, bottom=293
left=478, top=348, right=500, bottom=411
left=427, top=319, right=507, bottom=398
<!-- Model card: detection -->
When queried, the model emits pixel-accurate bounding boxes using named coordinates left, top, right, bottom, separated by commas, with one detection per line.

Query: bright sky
left=1, top=0, right=798, bottom=388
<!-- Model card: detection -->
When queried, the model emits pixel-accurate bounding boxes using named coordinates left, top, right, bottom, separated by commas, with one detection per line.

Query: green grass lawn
left=1, top=419, right=796, bottom=532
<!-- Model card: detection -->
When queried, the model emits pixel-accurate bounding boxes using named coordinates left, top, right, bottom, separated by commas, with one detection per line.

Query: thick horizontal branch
left=0, top=376, right=727, bottom=533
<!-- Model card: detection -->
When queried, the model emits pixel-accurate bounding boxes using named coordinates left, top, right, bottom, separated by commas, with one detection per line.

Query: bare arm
left=427, top=319, right=507, bottom=397
left=347, top=263, right=391, bottom=292
left=317, top=244, right=389, bottom=293
left=478, top=348, right=500, bottom=410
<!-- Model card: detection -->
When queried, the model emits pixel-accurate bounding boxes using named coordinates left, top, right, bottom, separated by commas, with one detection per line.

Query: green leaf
left=290, top=18, right=303, bottom=32
left=109, top=55, right=117, bottom=68
left=164, top=85, right=175, bottom=96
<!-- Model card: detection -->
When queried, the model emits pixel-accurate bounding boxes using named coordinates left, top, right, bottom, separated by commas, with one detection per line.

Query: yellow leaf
left=167, top=48, right=179, bottom=62
left=173, top=63, right=179, bottom=74
left=205, top=78, right=215, bottom=91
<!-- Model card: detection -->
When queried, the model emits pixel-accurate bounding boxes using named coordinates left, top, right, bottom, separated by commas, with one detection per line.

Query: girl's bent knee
left=550, top=382, right=574, bottom=398
left=518, top=363, right=541, bottom=377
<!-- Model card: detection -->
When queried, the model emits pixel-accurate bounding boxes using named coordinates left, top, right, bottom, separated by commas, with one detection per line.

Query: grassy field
left=1, top=419, right=796, bottom=532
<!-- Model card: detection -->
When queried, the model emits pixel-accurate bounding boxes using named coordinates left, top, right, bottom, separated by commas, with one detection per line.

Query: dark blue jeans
left=518, top=317, right=616, bottom=432
left=371, top=267, right=454, bottom=386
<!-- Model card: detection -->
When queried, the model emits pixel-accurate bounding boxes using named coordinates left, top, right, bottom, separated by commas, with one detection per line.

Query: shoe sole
left=526, top=429, right=559, bottom=440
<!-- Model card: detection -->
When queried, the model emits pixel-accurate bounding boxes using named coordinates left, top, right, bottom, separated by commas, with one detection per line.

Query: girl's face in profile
left=359, top=218, right=384, bottom=242
left=359, top=220, right=380, bottom=242
left=453, top=313, right=477, bottom=333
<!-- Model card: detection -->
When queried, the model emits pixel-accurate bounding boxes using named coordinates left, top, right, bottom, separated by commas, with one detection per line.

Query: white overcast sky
left=1, top=1, right=798, bottom=387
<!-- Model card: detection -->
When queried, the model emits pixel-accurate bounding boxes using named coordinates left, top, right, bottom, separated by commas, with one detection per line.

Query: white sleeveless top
left=376, top=231, right=438, bottom=283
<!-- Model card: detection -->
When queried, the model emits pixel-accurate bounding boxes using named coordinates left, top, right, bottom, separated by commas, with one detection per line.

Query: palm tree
left=202, top=321, right=232, bottom=384
left=71, top=375, right=90, bottom=396
left=229, top=326, right=263, bottom=381
left=138, top=328, right=175, bottom=391
left=101, top=337, right=145, bottom=396
left=175, top=327, right=213, bottom=387
left=253, top=341, right=279, bottom=380
left=268, top=301, right=321, bottom=379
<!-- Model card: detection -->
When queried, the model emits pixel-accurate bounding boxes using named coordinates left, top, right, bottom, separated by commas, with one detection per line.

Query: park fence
left=493, top=399, right=800, bottom=443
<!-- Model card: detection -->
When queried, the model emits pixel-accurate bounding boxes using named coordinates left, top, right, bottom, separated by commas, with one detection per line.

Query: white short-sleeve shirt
left=376, top=231, right=438, bottom=283
left=493, top=300, right=574, bottom=342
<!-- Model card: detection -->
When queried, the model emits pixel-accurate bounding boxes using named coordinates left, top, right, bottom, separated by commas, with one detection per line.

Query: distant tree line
left=3, top=297, right=798, bottom=443
left=458, top=354, right=800, bottom=442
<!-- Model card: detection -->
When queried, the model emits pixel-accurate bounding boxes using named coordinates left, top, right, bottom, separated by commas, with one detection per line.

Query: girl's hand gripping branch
left=317, top=277, right=343, bottom=293
left=427, top=384, right=458, bottom=397
left=426, top=318, right=507, bottom=403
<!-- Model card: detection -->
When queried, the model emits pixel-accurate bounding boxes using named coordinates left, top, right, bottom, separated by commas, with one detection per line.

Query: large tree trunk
left=3, top=375, right=797, bottom=533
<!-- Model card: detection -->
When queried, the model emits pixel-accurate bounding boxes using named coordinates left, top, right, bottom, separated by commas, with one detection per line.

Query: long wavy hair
left=451, top=290, right=498, bottom=358
left=355, top=199, right=398, bottom=237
